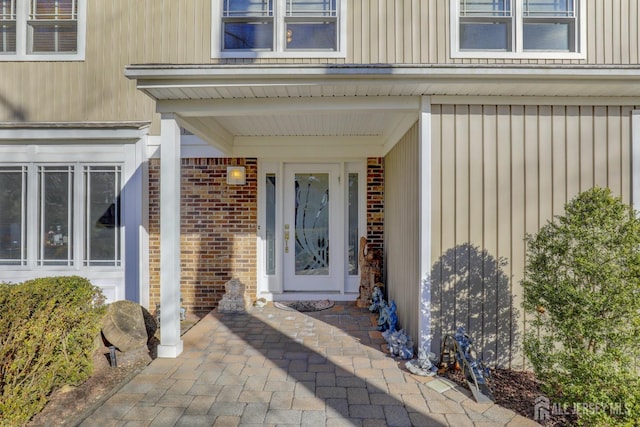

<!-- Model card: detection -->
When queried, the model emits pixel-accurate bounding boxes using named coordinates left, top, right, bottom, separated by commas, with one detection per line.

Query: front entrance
left=258, top=160, right=366, bottom=300
left=283, top=163, right=341, bottom=292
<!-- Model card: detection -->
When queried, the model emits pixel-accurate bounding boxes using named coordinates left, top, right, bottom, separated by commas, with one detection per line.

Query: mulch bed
left=441, top=368, right=577, bottom=426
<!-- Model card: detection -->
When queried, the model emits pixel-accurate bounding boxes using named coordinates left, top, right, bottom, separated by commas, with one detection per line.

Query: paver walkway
left=80, top=303, right=537, bottom=426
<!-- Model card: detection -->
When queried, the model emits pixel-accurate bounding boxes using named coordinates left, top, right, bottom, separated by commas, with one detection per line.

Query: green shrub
left=0, top=276, right=106, bottom=426
left=523, top=187, right=640, bottom=426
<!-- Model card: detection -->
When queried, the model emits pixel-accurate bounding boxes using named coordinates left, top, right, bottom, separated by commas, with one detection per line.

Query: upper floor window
left=451, top=0, right=586, bottom=59
left=0, top=0, right=85, bottom=61
left=212, top=0, right=346, bottom=58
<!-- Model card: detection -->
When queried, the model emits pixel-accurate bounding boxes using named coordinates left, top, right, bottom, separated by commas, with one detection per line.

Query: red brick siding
left=148, top=158, right=257, bottom=315
left=367, top=157, right=384, bottom=258
left=148, top=157, right=382, bottom=314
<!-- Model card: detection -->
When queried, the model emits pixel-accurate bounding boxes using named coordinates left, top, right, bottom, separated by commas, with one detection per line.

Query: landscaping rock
left=102, top=300, right=154, bottom=352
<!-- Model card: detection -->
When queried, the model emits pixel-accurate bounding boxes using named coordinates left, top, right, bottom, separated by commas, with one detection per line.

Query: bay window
left=0, top=163, right=122, bottom=268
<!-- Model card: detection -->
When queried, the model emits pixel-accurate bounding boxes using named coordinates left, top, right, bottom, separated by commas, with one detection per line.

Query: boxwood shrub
left=0, top=276, right=106, bottom=426
left=523, top=187, right=640, bottom=426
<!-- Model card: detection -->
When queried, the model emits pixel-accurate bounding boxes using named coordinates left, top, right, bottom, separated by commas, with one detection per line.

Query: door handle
left=284, top=224, right=290, bottom=253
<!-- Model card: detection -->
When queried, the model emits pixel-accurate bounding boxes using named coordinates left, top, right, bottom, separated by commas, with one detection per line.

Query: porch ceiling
left=125, top=64, right=640, bottom=157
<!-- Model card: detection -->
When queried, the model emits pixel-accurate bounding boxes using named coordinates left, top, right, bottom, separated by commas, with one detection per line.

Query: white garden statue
left=218, top=278, right=249, bottom=313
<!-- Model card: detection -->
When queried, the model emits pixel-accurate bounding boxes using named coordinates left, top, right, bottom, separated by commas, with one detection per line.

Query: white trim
left=450, top=0, right=586, bottom=60
left=257, top=161, right=281, bottom=296
left=234, top=136, right=385, bottom=159
left=418, top=96, right=432, bottom=353
left=211, top=0, right=346, bottom=59
left=157, top=115, right=183, bottom=358
left=345, top=161, right=366, bottom=294
left=157, top=96, right=421, bottom=117
left=0, top=125, right=149, bottom=141
left=632, top=111, right=640, bottom=214
left=0, top=0, right=86, bottom=61
left=431, top=95, right=640, bottom=107
left=257, top=159, right=366, bottom=301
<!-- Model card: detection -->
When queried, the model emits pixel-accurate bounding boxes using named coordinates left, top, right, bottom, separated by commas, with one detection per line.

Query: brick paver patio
left=80, top=303, right=537, bottom=426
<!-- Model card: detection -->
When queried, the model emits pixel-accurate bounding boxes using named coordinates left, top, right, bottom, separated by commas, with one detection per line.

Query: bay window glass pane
left=224, top=0, right=272, bottom=17
left=39, top=166, right=73, bottom=266
left=1, top=0, right=15, bottom=53
left=85, top=166, right=121, bottom=266
left=265, top=174, right=276, bottom=275
left=223, top=21, right=273, bottom=49
left=460, top=22, right=510, bottom=50
left=348, top=173, right=358, bottom=276
left=0, top=167, right=26, bottom=265
left=460, top=0, right=511, bottom=16
left=287, top=0, right=337, bottom=16
left=523, top=0, right=574, bottom=16
left=285, top=21, right=336, bottom=50
left=523, top=22, right=571, bottom=50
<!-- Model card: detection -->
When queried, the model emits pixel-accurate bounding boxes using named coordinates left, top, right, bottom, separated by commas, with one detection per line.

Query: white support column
left=418, top=96, right=433, bottom=354
left=158, top=115, right=183, bottom=358
left=632, top=111, right=640, bottom=213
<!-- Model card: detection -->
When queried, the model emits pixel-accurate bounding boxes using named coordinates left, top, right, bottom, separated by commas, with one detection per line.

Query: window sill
left=0, top=52, right=85, bottom=61
left=213, top=50, right=346, bottom=60
left=451, top=50, right=586, bottom=60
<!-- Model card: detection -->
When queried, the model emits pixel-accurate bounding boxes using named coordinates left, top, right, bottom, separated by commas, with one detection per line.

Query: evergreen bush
left=0, top=276, right=106, bottom=426
left=522, top=187, right=640, bottom=426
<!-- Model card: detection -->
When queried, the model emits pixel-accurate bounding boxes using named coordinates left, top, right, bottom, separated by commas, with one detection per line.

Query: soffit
left=125, top=64, right=640, bottom=156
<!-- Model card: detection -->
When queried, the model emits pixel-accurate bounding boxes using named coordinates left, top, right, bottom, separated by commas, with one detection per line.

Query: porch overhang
left=125, top=64, right=640, bottom=157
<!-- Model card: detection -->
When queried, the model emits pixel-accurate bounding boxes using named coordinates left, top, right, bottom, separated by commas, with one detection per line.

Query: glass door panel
left=294, top=173, right=329, bottom=275
left=283, top=163, right=340, bottom=292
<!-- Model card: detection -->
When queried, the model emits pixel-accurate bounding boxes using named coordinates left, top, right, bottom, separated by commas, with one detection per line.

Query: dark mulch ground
left=26, top=339, right=156, bottom=427
left=442, top=368, right=578, bottom=426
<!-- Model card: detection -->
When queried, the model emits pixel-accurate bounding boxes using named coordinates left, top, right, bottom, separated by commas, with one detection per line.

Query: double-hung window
left=0, top=0, right=86, bottom=60
left=213, top=0, right=345, bottom=58
left=452, top=0, right=585, bottom=59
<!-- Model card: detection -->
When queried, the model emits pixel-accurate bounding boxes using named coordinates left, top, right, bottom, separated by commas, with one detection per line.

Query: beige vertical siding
left=431, top=104, right=635, bottom=368
left=348, top=0, right=639, bottom=65
left=384, top=122, right=421, bottom=349
left=1, top=1, right=638, bottom=124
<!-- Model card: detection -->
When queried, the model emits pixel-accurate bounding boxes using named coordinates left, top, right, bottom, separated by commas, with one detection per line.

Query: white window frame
left=211, top=0, right=347, bottom=59
left=0, top=161, right=123, bottom=269
left=0, top=0, right=86, bottom=61
left=451, top=0, right=586, bottom=59
left=0, top=125, right=149, bottom=304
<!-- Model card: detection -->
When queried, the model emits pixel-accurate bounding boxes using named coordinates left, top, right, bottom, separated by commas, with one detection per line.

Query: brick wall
left=148, top=157, right=382, bottom=315
left=148, top=158, right=257, bottom=316
left=367, top=157, right=384, bottom=256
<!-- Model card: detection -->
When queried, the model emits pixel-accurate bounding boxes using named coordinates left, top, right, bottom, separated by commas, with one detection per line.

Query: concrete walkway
left=80, top=303, right=537, bottom=426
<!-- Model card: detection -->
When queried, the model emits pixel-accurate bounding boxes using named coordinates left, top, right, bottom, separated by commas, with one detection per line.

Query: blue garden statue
left=369, top=286, right=384, bottom=313
left=377, top=300, right=389, bottom=331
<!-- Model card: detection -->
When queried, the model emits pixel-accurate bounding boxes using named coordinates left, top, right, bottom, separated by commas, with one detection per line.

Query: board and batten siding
left=2, top=1, right=639, bottom=125
left=348, top=0, right=640, bottom=65
left=430, top=104, right=635, bottom=369
left=384, top=122, right=421, bottom=352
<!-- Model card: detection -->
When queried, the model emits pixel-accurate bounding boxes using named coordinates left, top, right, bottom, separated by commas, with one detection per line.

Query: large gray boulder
left=102, top=300, right=156, bottom=352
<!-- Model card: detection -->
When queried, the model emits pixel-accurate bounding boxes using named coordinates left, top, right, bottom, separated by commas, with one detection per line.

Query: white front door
left=283, top=163, right=342, bottom=292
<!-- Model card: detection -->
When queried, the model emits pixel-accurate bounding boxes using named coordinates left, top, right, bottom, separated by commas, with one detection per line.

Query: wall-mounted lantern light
left=227, top=166, right=246, bottom=185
